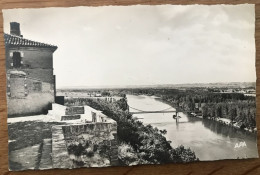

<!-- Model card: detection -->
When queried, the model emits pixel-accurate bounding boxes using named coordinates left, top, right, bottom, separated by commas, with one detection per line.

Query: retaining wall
left=52, top=121, right=118, bottom=168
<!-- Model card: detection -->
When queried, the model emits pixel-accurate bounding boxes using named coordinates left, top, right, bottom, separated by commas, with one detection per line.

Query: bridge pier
left=173, top=111, right=181, bottom=123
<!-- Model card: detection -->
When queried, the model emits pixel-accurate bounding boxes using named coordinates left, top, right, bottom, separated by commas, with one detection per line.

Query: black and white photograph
left=3, top=4, right=258, bottom=171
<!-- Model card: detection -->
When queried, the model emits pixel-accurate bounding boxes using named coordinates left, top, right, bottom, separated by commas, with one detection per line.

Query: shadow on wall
left=7, top=93, right=54, bottom=117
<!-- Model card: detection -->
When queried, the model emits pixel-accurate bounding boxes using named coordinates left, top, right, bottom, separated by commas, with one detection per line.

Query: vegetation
left=65, top=97, right=198, bottom=165
left=67, top=141, right=110, bottom=159
left=123, top=88, right=256, bottom=129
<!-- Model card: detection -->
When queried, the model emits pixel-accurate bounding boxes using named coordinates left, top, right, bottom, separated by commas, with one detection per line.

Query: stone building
left=4, top=22, right=58, bottom=117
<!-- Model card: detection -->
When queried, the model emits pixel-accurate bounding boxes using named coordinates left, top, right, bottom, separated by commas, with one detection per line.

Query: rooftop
left=4, top=33, right=58, bottom=50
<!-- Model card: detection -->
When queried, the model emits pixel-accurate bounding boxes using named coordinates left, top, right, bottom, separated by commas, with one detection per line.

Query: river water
left=127, top=94, right=258, bottom=161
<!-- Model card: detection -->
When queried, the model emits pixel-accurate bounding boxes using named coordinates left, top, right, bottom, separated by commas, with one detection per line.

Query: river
left=127, top=94, right=258, bottom=161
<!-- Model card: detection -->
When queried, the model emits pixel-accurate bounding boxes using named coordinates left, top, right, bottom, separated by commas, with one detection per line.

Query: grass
left=9, top=144, right=41, bottom=171
left=8, top=121, right=65, bottom=152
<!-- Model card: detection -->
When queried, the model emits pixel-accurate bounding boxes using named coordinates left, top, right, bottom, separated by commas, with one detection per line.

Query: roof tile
left=4, top=33, right=57, bottom=50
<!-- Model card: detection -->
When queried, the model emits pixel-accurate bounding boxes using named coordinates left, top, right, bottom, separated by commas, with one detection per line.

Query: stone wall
left=50, top=103, right=119, bottom=168
left=82, top=105, right=115, bottom=123
left=51, top=121, right=118, bottom=168
left=48, top=104, right=116, bottom=123
left=62, top=122, right=118, bottom=167
left=65, top=106, right=85, bottom=115
left=61, top=115, right=81, bottom=121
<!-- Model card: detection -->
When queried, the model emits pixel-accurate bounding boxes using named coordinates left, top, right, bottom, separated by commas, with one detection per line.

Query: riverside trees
left=65, top=97, right=198, bottom=165
left=125, top=88, right=256, bottom=129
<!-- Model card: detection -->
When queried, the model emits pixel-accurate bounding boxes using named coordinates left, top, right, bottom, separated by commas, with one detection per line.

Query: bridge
left=128, top=106, right=177, bottom=114
left=130, top=111, right=176, bottom=114
left=128, top=105, right=184, bottom=123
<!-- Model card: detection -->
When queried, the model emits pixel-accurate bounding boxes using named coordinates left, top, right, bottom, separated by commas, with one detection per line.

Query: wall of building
left=7, top=77, right=55, bottom=117
left=23, top=69, right=54, bottom=84
left=7, top=92, right=54, bottom=117
left=9, top=76, right=25, bottom=98
left=6, top=47, right=54, bottom=69
left=25, top=77, right=54, bottom=93
left=5, top=46, right=56, bottom=117
left=6, top=47, right=55, bottom=84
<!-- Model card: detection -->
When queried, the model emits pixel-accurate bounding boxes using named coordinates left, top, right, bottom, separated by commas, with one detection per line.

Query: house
left=4, top=22, right=58, bottom=117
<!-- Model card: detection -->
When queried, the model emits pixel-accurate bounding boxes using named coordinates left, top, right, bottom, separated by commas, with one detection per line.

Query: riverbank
left=154, top=96, right=257, bottom=135
left=126, top=87, right=256, bottom=133
left=203, top=117, right=257, bottom=134
left=126, top=94, right=258, bottom=160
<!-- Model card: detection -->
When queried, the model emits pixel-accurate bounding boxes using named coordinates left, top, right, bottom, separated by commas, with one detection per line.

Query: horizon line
left=56, top=81, right=256, bottom=89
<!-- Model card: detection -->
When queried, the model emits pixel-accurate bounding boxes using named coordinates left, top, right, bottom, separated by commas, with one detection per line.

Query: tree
left=202, top=105, right=208, bottom=118
left=216, top=105, right=222, bottom=118
left=230, top=108, right=237, bottom=123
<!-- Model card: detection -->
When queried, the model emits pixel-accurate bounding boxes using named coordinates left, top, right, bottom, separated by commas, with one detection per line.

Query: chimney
left=10, top=22, right=22, bottom=37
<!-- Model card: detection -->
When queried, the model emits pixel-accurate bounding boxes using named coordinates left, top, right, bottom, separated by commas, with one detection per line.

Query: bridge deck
left=130, top=110, right=176, bottom=114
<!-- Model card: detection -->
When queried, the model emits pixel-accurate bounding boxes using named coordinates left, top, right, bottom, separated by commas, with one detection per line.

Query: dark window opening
left=13, top=52, right=22, bottom=68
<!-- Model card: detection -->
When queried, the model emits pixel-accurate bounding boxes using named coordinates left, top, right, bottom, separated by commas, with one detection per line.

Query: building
left=4, top=22, right=58, bottom=117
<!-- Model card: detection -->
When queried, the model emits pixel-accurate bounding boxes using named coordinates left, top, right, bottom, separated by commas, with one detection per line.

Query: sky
left=3, top=5, right=256, bottom=88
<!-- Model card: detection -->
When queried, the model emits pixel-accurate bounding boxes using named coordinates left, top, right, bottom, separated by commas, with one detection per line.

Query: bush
left=65, top=97, right=198, bottom=164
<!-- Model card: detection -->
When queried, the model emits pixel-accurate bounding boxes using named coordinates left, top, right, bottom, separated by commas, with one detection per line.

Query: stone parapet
left=48, top=103, right=116, bottom=124
left=51, top=125, right=73, bottom=169
left=65, top=106, right=84, bottom=115
left=51, top=120, right=118, bottom=168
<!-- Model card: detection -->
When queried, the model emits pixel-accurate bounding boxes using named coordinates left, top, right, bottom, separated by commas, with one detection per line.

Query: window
left=33, top=82, right=42, bottom=92
left=12, top=52, right=22, bottom=68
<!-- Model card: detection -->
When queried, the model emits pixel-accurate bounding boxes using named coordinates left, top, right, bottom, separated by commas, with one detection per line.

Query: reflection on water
left=202, top=119, right=256, bottom=141
left=127, top=94, right=258, bottom=161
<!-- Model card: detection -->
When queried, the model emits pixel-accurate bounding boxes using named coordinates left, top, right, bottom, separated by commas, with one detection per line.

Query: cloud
left=3, top=4, right=255, bottom=87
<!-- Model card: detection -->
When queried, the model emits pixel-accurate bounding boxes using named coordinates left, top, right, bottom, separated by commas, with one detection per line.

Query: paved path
left=52, top=126, right=73, bottom=169
left=39, top=139, right=53, bottom=170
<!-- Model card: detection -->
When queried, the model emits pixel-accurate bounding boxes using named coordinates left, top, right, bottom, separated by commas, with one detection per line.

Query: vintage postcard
left=3, top=4, right=258, bottom=171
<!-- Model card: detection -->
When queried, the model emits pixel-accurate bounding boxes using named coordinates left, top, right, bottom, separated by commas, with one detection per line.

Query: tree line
left=121, top=88, right=256, bottom=129
left=65, top=97, right=198, bottom=165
